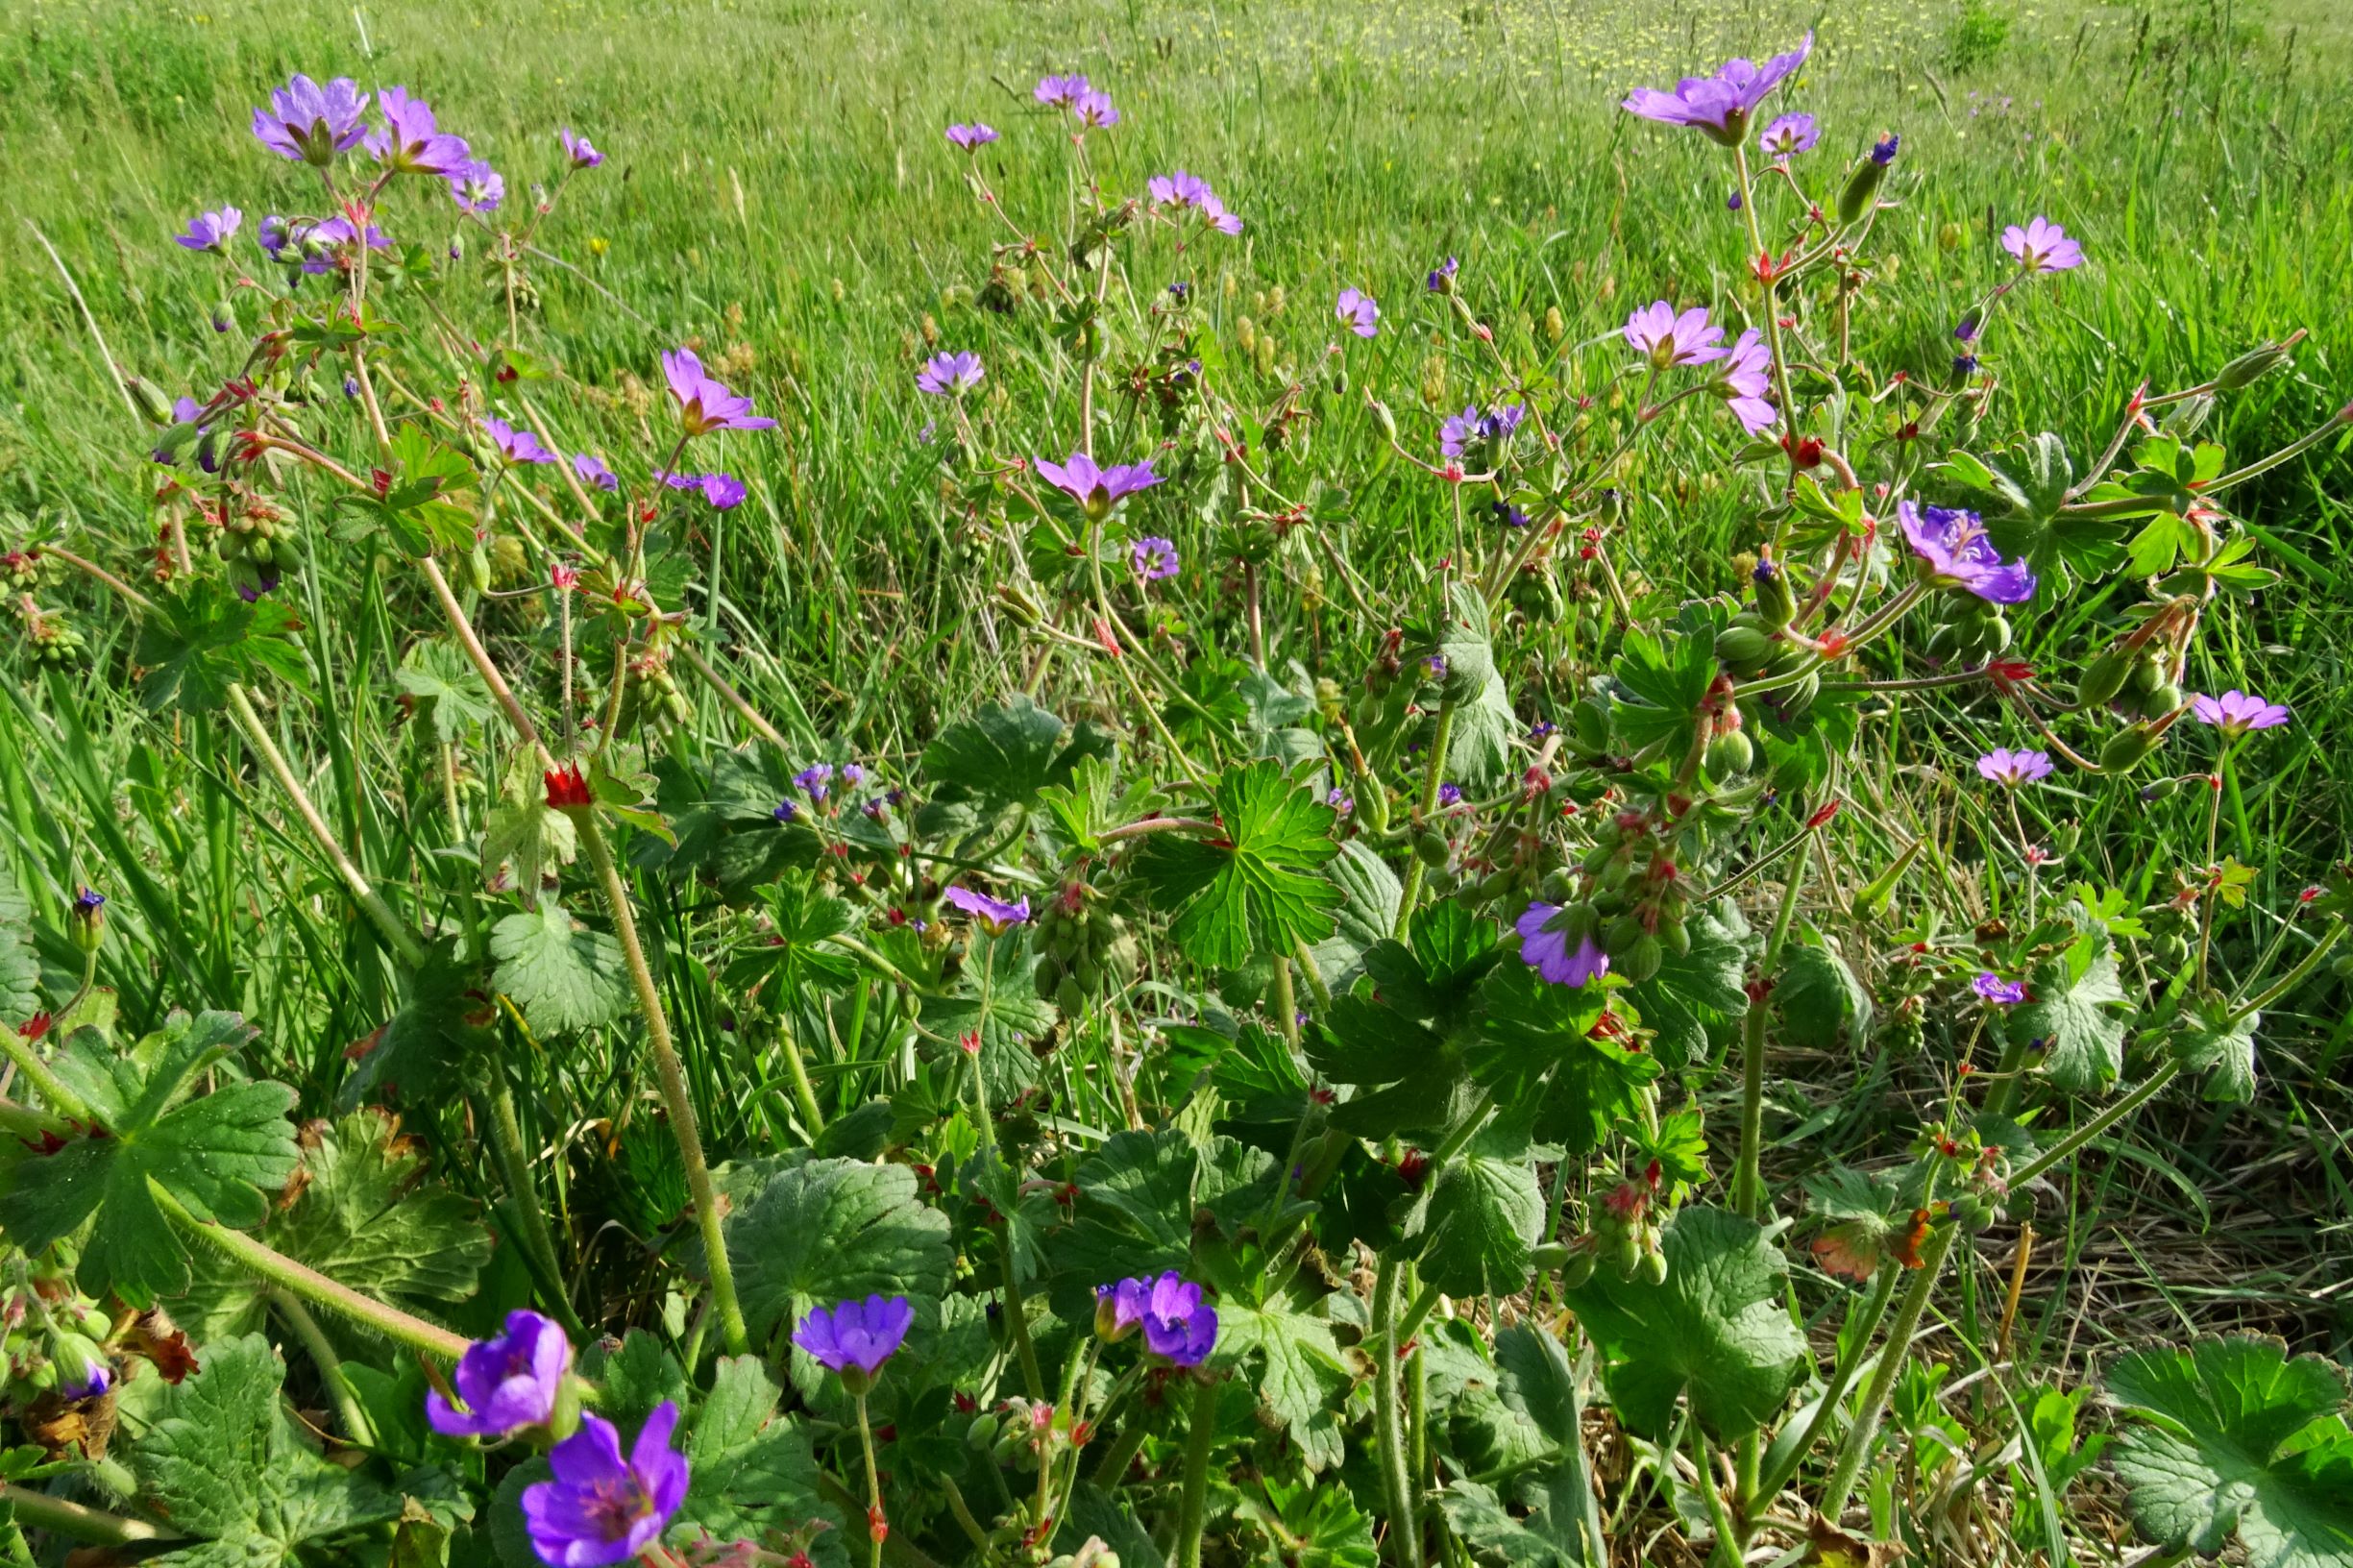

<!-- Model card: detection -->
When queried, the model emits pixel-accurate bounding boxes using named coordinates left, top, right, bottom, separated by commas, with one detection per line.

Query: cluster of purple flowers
left=1895, top=502, right=2037, bottom=605
left=1516, top=902, right=1608, bottom=989
left=1145, top=169, right=1242, bottom=234
left=1622, top=34, right=1813, bottom=147
left=1095, top=1271, right=1218, bottom=1365
left=1439, top=403, right=1525, bottom=459
left=1036, top=73, right=1118, bottom=129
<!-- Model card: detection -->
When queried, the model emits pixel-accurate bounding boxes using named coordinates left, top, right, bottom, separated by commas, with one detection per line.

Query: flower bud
left=2214, top=331, right=2303, bottom=392
left=52, top=1333, right=112, bottom=1401
left=2076, top=647, right=2133, bottom=708
left=1837, top=137, right=1897, bottom=226
left=69, top=887, right=106, bottom=955
left=2097, top=723, right=2168, bottom=773
left=125, top=377, right=178, bottom=427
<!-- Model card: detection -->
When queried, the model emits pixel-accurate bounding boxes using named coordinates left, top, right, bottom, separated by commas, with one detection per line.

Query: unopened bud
left=126, top=378, right=177, bottom=427
left=2215, top=330, right=2304, bottom=392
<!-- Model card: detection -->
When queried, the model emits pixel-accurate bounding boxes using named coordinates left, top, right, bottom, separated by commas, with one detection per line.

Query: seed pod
left=1754, top=562, right=1799, bottom=629
left=1413, top=830, right=1452, bottom=869
left=1618, top=934, right=1664, bottom=985
left=2143, top=682, right=2185, bottom=719
left=2128, top=654, right=2164, bottom=697
left=1639, top=1246, right=1670, bottom=1286
left=1837, top=151, right=1890, bottom=225
left=1660, top=918, right=1692, bottom=958
left=1608, top=1230, right=1642, bottom=1279
left=2216, top=336, right=2299, bottom=391
left=1034, top=957, right=1064, bottom=1002
left=1706, top=730, right=1754, bottom=777
left=1559, top=1244, right=1598, bottom=1289
left=1056, top=975, right=1085, bottom=1015
left=2077, top=647, right=2132, bottom=708
left=2097, top=723, right=2168, bottom=772
left=1714, top=625, right=1774, bottom=672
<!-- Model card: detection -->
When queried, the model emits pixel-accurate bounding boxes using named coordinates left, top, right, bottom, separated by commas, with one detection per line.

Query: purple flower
left=1035, top=74, right=1091, bottom=108
left=484, top=417, right=556, bottom=465
left=1871, top=134, right=1901, bottom=165
left=944, top=884, right=1032, bottom=934
left=1624, top=301, right=1729, bottom=370
left=448, top=159, right=505, bottom=214
left=1035, top=451, right=1163, bottom=518
left=1975, top=747, right=2054, bottom=786
left=772, top=799, right=797, bottom=824
left=662, top=347, right=777, bottom=437
left=795, top=763, right=835, bottom=801
left=366, top=87, right=471, bottom=176
left=1896, top=501, right=2037, bottom=605
left=1437, top=783, right=1463, bottom=809
left=1728, top=188, right=1744, bottom=210
left=1954, top=314, right=1981, bottom=343
left=257, top=214, right=293, bottom=261
left=174, top=207, right=242, bottom=255
left=699, top=472, right=747, bottom=510
left=1069, top=89, right=1119, bottom=129
left=945, top=123, right=998, bottom=151
left=1147, top=169, right=1213, bottom=208
left=1530, top=720, right=1556, bottom=742
left=560, top=127, right=603, bottom=169
left=426, top=1311, right=574, bottom=1439
left=1132, top=535, right=1179, bottom=580
left=1197, top=194, right=1242, bottom=234
left=2001, top=215, right=2084, bottom=273
left=1492, top=500, right=1532, bottom=528
left=917, top=351, right=985, bottom=397
left=74, top=887, right=106, bottom=916
left=1973, top=972, right=2028, bottom=1005
left=793, top=1295, right=914, bottom=1386
left=655, top=469, right=704, bottom=491
left=1427, top=256, right=1458, bottom=294
left=1336, top=287, right=1380, bottom=338
left=841, top=763, right=866, bottom=787
left=1759, top=112, right=1819, bottom=160
left=1107, top=1272, right=1216, bottom=1366
left=1516, top=902, right=1609, bottom=988
left=1622, top=34, right=1812, bottom=146
left=1326, top=788, right=1355, bottom=816
left=574, top=453, right=619, bottom=492
left=1952, top=354, right=1980, bottom=379
left=2190, top=690, right=2290, bottom=736
left=1438, top=403, right=1524, bottom=459
left=306, top=215, right=391, bottom=257
left=1717, top=328, right=1777, bottom=433
left=520, top=1403, right=688, bottom=1568
left=57, top=1343, right=111, bottom=1401
left=1425, top=654, right=1449, bottom=680
left=251, top=74, right=370, bottom=165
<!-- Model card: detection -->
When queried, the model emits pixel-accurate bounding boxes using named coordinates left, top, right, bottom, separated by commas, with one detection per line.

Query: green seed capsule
left=1618, top=934, right=1664, bottom=985
left=2098, top=723, right=2168, bottom=772
left=2216, top=336, right=2298, bottom=391
left=1715, top=625, right=1774, bottom=672
left=2143, top=682, right=2185, bottom=719
left=2077, top=648, right=2132, bottom=708
left=1706, top=730, right=1754, bottom=777
left=1414, top=830, right=1452, bottom=869
left=1603, top=915, right=1645, bottom=958
left=1837, top=149, right=1891, bottom=225
left=1559, top=1245, right=1598, bottom=1289
left=1639, top=1246, right=1670, bottom=1286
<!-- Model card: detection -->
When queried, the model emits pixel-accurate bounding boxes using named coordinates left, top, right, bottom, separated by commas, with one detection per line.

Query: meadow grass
left=0, top=0, right=2348, bottom=1368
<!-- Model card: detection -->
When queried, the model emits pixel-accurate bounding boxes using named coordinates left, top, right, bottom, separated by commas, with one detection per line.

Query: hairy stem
left=1173, top=1373, right=1223, bottom=1568
left=0, top=1482, right=173, bottom=1546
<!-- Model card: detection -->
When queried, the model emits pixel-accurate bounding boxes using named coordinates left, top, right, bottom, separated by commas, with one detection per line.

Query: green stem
left=1817, top=1224, right=1956, bottom=1518
left=1173, top=1374, right=1223, bottom=1568
left=224, top=680, right=427, bottom=969
left=153, top=1180, right=469, bottom=1360
left=0, top=1024, right=89, bottom=1126
left=1751, top=1262, right=1900, bottom=1505
left=856, top=1389, right=886, bottom=1568
left=1393, top=697, right=1459, bottom=941
left=577, top=813, right=749, bottom=1358
left=270, top=1287, right=376, bottom=1444
left=1371, top=1255, right=1425, bottom=1568
left=776, top=1016, right=828, bottom=1135
left=0, top=1483, right=173, bottom=1546
left=1091, top=1390, right=1154, bottom=1486
left=479, top=1082, right=590, bottom=1344
left=1733, top=842, right=1811, bottom=1217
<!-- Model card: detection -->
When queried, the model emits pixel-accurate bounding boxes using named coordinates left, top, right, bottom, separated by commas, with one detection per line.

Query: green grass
left=0, top=0, right=2348, bottom=1365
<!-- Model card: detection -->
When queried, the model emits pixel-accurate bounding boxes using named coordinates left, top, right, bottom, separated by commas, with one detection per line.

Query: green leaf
left=919, top=695, right=1111, bottom=820
left=2106, top=1335, right=2353, bottom=1568
left=1043, top=1129, right=1198, bottom=1319
left=0, top=1011, right=300, bottom=1305
left=180, top=1109, right=492, bottom=1342
left=1409, top=1126, right=1544, bottom=1299
left=0, top=846, right=38, bottom=1024
left=1036, top=753, right=1123, bottom=855
left=395, top=641, right=497, bottom=747
left=1468, top=961, right=1626, bottom=1104
left=1134, top=759, right=1340, bottom=969
left=724, top=872, right=862, bottom=995
left=919, top=932, right=1058, bottom=1102
left=480, top=752, right=578, bottom=894
left=126, top=1334, right=404, bottom=1563
left=134, top=581, right=310, bottom=715
left=489, top=897, right=629, bottom=1035
left=725, top=1158, right=954, bottom=1345
left=1234, top=1475, right=1381, bottom=1568
left=2176, top=1000, right=2259, bottom=1104
left=1440, top=1476, right=1591, bottom=1567
left=1775, top=938, right=1872, bottom=1051
left=673, top=1357, right=850, bottom=1566
left=1561, top=1205, right=1805, bottom=1440
left=1625, top=898, right=1752, bottom=1068
left=1434, top=583, right=1523, bottom=785
left=1974, top=432, right=2127, bottom=582
left=1215, top=1300, right=1351, bottom=1471
left=1610, top=626, right=1716, bottom=757
left=2017, top=941, right=2131, bottom=1091
left=1305, top=840, right=1403, bottom=993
